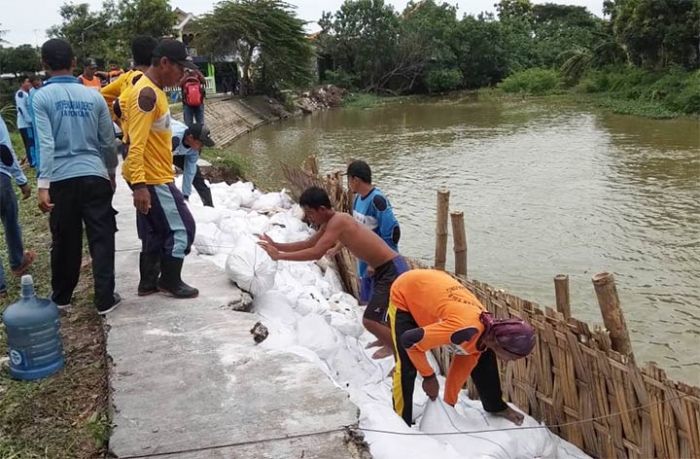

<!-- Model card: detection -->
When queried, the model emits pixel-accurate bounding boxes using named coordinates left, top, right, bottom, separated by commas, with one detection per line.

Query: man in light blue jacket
left=31, top=39, right=120, bottom=315
left=171, top=119, right=215, bottom=207
left=14, top=77, right=35, bottom=167
left=0, top=114, right=35, bottom=296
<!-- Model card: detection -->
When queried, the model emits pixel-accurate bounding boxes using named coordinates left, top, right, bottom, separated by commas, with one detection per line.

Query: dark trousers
left=136, top=183, right=195, bottom=259
left=183, top=104, right=204, bottom=127
left=49, top=176, right=116, bottom=308
left=19, top=127, right=35, bottom=167
left=0, top=174, right=25, bottom=291
left=390, top=308, right=507, bottom=425
left=172, top=155, right=213, bottom=207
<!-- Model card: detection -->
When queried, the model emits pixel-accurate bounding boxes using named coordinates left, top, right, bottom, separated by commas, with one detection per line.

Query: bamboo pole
left=554, top=274, right=571, bottom=319
left=434, top=188, right=450, bottom=270
left=592, top=272, right=635, bottom=361
left=451, top=211, right=467, bottom=278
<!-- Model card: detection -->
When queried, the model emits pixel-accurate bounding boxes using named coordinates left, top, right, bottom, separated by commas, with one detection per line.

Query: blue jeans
left=0, top=174, right=25, bottom=291
left=183, top=104, right=204, bottom=127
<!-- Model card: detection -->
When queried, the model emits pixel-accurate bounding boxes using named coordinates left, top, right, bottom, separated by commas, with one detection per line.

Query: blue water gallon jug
left=2, top=275, right=64, bottom=380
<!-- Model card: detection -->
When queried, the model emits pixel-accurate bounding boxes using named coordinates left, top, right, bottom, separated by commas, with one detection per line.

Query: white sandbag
left=229, top=181, right=257, bottom=208
left=360, top=402, right=464, bottom=459
left=225, top=236, right=277, bottom=296
left=251, top=192, right=284, bottom=211
left=269, top=211, right=306, bottom=234
left=330, top=292, right=359, bottom=310
left=245, top=213, right=271, bottom=235
left=188, top=205, right=224, bottom=225
left=296, top=313, right=338, bottom=361
left=420, top=399, right=520, bottom=459
left=193, top=222, right=221, bottom=255
left=218, top=215, right=247, bottom=236
left=295, top=286, right=330, bottom=316
left=253, top=291, right=298, bottom=327
left=322, top=268, right=344, bottom=296
left=329, top=311, right=364, bottom=339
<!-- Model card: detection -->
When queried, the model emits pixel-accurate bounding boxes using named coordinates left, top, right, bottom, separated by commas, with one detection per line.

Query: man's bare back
left=327, top=213, right=398, bottom=268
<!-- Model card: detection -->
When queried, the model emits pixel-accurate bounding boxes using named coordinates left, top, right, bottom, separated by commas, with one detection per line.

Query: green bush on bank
left=499, top=68, right=561, bottom=95
left=577, top=66, right=700, bottom=115
left=425, top=69, right=463, bottom=94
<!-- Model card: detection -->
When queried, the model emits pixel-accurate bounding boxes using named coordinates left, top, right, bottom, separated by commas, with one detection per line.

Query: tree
left=47, top=2, right=122, bottom=64
left=328, top=0, right=401, bottom=91
left=0, top=45, right=41, bottom=75
left=194, top=0, right=313, bottom=96
left=118, top=0, right=176, bottom=39
left=531, top=4, right=603, bottom=67
left=610, top=0, right=700, bottom=69
left=451, top=14, right=510, bottom=88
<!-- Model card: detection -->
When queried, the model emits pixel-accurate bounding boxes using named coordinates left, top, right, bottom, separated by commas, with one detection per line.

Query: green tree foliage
left=450, top=14, right=510, bottom=88
left=47, top=0, right=176, bottom=65
left=425, top=68, right=462, bottom=93
left=118, top=0, right=175, bottom=38
left=194, top=0, right=313, bottom=96
left=0, top=45, right=41, bottom=75
left=47, top=2, right=118, bottom=63
left=608, top=0, right=700, bottom=69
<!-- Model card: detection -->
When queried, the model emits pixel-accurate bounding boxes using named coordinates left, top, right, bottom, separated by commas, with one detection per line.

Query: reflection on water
left=228, top=100, right=700, bottom=383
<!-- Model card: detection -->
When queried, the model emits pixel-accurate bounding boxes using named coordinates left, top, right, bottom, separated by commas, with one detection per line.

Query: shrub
left=425, top=68, right=463, bottom=94
left=499, top=68, right=561, bottom=95
left=323, top=69, right=358, bottom=90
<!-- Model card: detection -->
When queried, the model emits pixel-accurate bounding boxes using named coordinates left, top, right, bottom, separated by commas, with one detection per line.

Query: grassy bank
left=342, top=92, right=417, bottom=109
left=0, top=133, right=110, bottom=458
left=496, top=66, right=700, bottom=119
left=200, top=147, right=249, bottom=183
left=338, top=66, right=700, bottom=119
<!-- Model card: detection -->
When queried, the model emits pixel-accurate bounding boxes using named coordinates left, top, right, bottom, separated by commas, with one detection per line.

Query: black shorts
left=364, top=256, right=409, bottom=323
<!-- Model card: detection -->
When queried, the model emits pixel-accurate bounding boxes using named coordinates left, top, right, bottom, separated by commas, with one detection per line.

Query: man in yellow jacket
left=122, top=39, right=199, bottom=299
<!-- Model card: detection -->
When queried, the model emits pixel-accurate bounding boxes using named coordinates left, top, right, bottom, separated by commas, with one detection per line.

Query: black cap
left=188, top=124, right=215, bottom=147
left=152, top=39, right=198, bottom=70
left=84, top=58, right=97, bottom=68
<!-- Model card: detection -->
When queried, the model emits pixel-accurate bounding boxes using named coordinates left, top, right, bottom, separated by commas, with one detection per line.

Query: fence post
left=554, top=274, right=571, bottom=319
left=451, top=211, right=467, bottom=278
left=592, top=272, right=635, bottom=361
left=434, top=188, right=450, bottom=270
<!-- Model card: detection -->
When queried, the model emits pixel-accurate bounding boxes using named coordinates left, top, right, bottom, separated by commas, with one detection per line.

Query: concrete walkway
left=107, top=173, right=360, bottom=458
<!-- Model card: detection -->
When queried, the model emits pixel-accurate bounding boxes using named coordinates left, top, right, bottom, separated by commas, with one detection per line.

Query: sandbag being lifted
left=225, top=236, right=277, bottom=296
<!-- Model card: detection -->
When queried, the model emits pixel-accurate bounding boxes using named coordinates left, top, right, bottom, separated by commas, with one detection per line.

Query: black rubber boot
left=199, top=187, right=214, bottom=207
left=138, top=253, right=161, bottom=296
left=158, top=256, right=199, bottom=298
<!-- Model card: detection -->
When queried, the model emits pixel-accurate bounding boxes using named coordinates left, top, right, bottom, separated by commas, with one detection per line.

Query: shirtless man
left=258, top=186, right=409, bottom=358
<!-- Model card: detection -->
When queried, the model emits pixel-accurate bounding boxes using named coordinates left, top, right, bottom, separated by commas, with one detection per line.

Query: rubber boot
left=158, top=256, right=199, bottom=298
left=199, top=187, right=214, bottom=207
left=138, top=253, right=161, bottom=296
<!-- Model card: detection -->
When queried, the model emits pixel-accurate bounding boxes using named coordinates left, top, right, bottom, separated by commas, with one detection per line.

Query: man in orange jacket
left=388, top=269, right=536, bottom=426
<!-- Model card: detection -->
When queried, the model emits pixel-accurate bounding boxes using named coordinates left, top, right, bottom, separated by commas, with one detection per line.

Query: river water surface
left=229, top=98, right=700, bottom=384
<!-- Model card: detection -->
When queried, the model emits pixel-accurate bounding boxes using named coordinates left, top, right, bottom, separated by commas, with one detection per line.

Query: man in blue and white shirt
left=14, top=77, right=35, bottom=167
left=0, top=114, right=35, bottom=295
left=347, top=160, right=401, bottom=302
left=31, top=39, right=120, bottom=315
left=171, top=119, right=215, bottom=207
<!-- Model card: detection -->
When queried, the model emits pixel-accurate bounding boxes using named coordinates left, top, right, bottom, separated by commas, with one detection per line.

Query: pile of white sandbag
left=181, top=176, right=589, bottom=459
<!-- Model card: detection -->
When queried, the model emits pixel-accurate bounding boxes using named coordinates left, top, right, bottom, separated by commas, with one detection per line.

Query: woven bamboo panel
left=431, top=278, right=700, bottom=459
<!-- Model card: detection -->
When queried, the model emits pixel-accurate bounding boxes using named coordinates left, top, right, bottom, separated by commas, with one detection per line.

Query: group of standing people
left=0, top=35, right=215, bottom=315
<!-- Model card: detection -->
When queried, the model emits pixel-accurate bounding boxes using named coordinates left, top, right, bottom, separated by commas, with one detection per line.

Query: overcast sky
left=0, top=0, right=605, bottom=47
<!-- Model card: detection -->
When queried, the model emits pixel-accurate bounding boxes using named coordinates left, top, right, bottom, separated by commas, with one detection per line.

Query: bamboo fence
left=283, top=157, right=700, bottom=459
